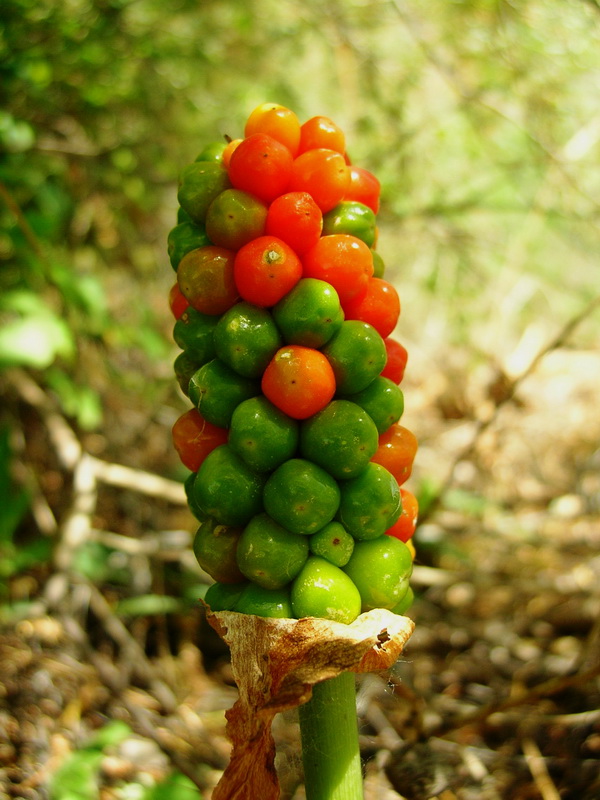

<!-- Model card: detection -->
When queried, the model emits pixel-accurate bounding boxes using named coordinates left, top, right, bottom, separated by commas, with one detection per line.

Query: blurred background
left=1, top=1, right=599, bottom=798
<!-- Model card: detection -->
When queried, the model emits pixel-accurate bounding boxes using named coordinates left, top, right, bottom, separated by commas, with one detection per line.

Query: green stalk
left=298, top=671, right=364, bottom=800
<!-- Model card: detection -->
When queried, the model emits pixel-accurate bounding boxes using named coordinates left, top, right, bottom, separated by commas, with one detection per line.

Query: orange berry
left=234, top=235, right=302, bottom=307
left=298, top=115, right=346, bottom=155
left=245, top=103, right=301, bottom=156
left=381, top=338, right=408, bottom=384
left=345, top=166, right=381, bottom=214
left=261, top=345, right=336, bottom=420
left=302, top=234, right=373, bottom=305
left=168, top=282, right=189, bottom=319
left=371, top=423, right=418, bottom=486
left=265, top=192, right=323, bottom=255
left=288, top=148, right=350, bottom=212
left=229, top=133, right=293, bottom=203
left=385, top=488, right=419, bottom=542
left=172, top=408, right=229, bottom=472
left=342, top=277, right=400, bottom=339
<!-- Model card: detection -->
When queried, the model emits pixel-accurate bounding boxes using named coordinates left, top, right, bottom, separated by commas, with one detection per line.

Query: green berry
left=342, top=376, right=404, bottom=434
left=322, top=201, right=377, bottom=247
left=391, top=585, right=414, bottom=615
left=236, top=513, right=309, bottom=590
left=189, top=358, right=259, bottom=428
left=204, top=581, right=247, bottom=611
left=299, top=399, right=379, bottom=480
left=321, top=320, right=387, bottom=394
left=337, top=462, right=402, bottom=540
left=213, top=302, right=282, bottom=378
left=177, top=162, right=231, bottom=224
left=192, top=445, right=265, bottom=527
left=193, top=517, right=245, bottom=584
left=205, top=189, right=268, bottom=250
left=234, top=583, right=293, bottom=618
left=195, top=141, right=227, bottom=163
left=309, top=521, right=354, bottom=567
left=263, top=458, right=340, bottom=535
left=343, top=536, right=413, bottom=611
left=291, top=557, right=361, bottom=624
left=228, top=396, right=298, bottom=473
left=173, top=307, right=218, bottom=364
left=168, top=221, right=212, bottom=271
left=272, top=278, right=344, bottom=348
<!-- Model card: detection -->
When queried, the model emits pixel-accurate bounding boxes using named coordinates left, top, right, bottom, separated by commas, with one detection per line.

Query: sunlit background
left=1, top=1, right=599, bottom=798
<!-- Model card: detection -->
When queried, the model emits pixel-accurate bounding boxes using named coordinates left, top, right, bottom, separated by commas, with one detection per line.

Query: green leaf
left=144, top=773, right=201, bottom=800
left=45, top=369, right=103, bottom=430
left=49, top=749, right=103, bottom=800
left=116, top=594, right=184, bottom=617
left=86, top=720, right=131, bottom=750
left=0, top=301, right=74, bottom=368
left=49, top=722, right=131, bottom=800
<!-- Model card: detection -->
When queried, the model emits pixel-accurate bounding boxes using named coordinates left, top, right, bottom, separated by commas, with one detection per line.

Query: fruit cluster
left=168, top=104, right=418, bottom=624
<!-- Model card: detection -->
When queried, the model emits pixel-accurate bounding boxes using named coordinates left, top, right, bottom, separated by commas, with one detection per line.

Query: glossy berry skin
left=234, top=236, right=302, bottom=308
left=172, top=408, right=228, bottom=472
left=342, top=376, right=404, bottom=435
left=343, top=536, right=413, bottom=611
left=298, top=115, right=346, bottom=155
left=262, top=345, right=336, bottom=420
left=173, top=307, right=218, bottom=365
left=213, top=302, right=282, bottom=379
left=322, top=201, right=377, bottom=248
left=174, top=352, right=203, bottom=397
left=302, top=234, right=373, bottom=305
left=205, top=189, right=268, bottom=250
left=391, top=585, right=415, bottom=616
left=235, top=583, right=293, bottom=618
left=204, top=581, right=247, bottom=612
left=168, top=221, right=211, bottom=271
left=337, top=462, right=402, bottom=540
left=236, top=512, right=309, bottom=590
left=265, top=192, right=323, bottom=255
left=244, top=103, right=301, bottom=156
left=381, top=338, right=408, bottom=384
left=169, top=283, right=189, bottom=319
left=291, top=557, right=361, bottom=624
left=193, top=517, right=245, bottom=584
left=299, top=399, right=379, bottom=480
left=371, top=423, right=418, bottom=486
left=263, top=458, right=341, bottom=535
left=341, top=277, right=400, bottom=339
left=345, top=165, right=381, bottom=214
left=229, top=133, right=294, bottom=203
left=309, top=521, right=354, bottom=567
left=188, top=359, right=259, bottom=429
left=228, top=395, right=299, bottom=473
left=321, top=320, right=387, bottom=395
left=177, top=246, right=239, bottom=316
left=272, top=278, right=344, bottom=349
left=177, top=161, right=231, bottom=223
left=192, top=445, right=265, bottom=527
left=288, top=149, right=350, bottom=212
left=385, top=488, right=418, bottom=542
left=195, top=141, right=227, bottom=162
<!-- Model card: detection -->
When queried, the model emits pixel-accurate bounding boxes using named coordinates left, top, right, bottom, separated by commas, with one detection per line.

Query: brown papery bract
left=205, top=606, right=415, bottom=800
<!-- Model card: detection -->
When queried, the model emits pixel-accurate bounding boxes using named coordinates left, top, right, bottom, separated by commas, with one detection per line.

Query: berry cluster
left=168, top=104, right=418, bottom=624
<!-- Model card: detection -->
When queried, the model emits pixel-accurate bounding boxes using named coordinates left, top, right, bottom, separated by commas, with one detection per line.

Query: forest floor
left=1, top=332, right=599, bottom=800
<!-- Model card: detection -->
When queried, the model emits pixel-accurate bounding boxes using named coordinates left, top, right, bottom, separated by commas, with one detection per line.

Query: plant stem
left=298, top=671, right=364, bottom=800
